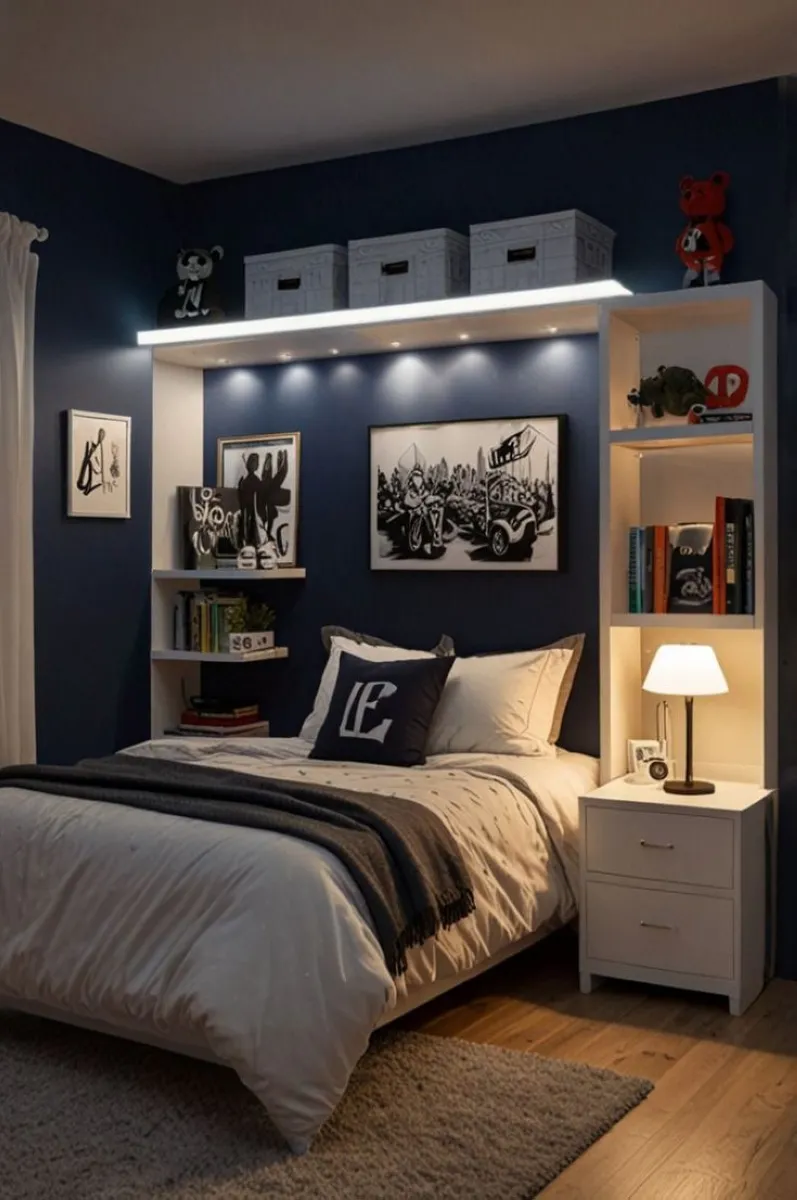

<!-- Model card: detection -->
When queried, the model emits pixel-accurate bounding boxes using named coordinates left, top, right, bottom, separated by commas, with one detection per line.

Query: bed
left=0, top=735, right=597, bottom=1152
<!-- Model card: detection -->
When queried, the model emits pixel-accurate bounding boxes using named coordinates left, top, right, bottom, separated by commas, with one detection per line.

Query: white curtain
left=0, top=213, right=39, bottom=765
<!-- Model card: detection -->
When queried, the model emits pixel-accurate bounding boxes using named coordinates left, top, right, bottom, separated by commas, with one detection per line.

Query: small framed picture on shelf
left=216, top=432, right=300, bottom=566
left=67, top=409, right=131, bottom=519
left=627, top=738, right=664, bottom=776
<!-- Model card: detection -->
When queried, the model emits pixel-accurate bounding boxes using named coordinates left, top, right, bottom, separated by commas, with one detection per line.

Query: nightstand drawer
left=585, top=806, right=734, bottom=889
left=585, top=881, right=734, bottom=979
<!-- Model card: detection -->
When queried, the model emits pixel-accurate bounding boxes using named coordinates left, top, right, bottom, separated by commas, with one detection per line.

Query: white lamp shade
left=642, top=644, right=728, bottom=697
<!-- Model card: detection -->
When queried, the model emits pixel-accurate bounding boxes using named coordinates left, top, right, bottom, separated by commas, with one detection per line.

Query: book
left=165, top=722, right=270, bottom=739
left=643, top=527, right=654, bottom=613
left=177, top=720, right=270, bottom=736
left=667, top=523, right=714, bottom=613
left=653, top=525, right=668, bottom=614
left=181, top=710, right=261, bottom=728
left=188, top=700, right=259, bottom=718
left=628, top=527, right=643, bottom=613
left=724, top=498, right=749, bottom=614
left=713, top=497, right=726, bottom=614
left=743, top=501, right=755, bottom=614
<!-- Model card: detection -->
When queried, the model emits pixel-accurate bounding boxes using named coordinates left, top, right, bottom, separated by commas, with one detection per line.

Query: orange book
left=653, top=525, right=668, bottom=614
left=714, top=496, right=726, bottom=613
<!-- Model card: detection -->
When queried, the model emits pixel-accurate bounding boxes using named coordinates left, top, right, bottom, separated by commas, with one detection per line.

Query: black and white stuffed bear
left=157, top=246, right=225, bottom=326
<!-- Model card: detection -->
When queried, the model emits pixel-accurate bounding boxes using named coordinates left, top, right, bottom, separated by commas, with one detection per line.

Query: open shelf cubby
left=599, top=282, right=776, bottom=787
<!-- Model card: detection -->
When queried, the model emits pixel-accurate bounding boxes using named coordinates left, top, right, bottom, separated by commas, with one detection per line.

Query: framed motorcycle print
left=370, top=415, right=566, bottom=571
left=216, top=431, right=301, bottom=566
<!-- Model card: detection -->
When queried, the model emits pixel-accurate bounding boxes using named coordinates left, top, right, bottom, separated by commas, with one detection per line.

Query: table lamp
left=642, top=644, right=728, bottom=795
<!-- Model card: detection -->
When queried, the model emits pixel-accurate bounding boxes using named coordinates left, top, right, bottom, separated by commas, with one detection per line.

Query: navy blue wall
left=0, top=117, right=182, bottom=763
left=203, top=337, right=600, bottom=752
left=190, top=81, right=783, bottom=309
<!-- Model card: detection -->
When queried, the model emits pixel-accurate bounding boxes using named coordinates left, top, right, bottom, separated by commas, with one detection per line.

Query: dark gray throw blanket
left=0, top=754, right=475, bottom=978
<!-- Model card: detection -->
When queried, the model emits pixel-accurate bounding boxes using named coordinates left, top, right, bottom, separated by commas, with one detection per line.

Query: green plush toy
left=628, top=365, right=709, bottom=420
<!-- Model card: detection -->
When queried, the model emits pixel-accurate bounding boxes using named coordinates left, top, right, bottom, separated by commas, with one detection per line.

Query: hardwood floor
left=400, top=930, right=797, bottom=1198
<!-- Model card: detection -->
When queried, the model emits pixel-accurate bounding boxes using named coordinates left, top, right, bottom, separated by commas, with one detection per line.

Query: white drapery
left=0, top=213, right=39, bottom=765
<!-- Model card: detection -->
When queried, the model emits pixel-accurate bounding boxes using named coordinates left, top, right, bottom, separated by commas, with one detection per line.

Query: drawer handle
left=640, top=921, right=674, bottom=931
left=639, top=840, right=674, bottom=850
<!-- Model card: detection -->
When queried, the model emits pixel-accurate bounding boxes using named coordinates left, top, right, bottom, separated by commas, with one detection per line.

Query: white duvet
left=0, top=737, right=596, bottom=1152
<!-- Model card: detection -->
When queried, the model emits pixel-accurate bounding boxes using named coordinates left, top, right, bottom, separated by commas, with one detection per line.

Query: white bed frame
left=1, top=918, right=565, bottom=1061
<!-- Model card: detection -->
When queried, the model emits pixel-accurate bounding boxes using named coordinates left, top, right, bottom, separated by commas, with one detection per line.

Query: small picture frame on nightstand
left=627, top=738, right=662, bottom=775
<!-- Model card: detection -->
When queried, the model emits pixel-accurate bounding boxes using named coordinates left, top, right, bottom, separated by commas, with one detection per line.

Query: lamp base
left=663, top=778, right=715, bottom=796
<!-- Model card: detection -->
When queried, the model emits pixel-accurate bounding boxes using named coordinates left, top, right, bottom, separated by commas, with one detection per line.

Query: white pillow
left=426, top=647, right=574, bottom=757
left=300, top=636, right=436, bottom=743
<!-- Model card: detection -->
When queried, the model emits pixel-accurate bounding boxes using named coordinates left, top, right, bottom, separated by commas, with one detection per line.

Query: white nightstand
left=579, top=779, right=775, bottom=1015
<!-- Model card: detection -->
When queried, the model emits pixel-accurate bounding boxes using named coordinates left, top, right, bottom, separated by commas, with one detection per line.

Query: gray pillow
left=321, top=626, right=454, bottom=658
left=542, top=633, right=585, bottom=742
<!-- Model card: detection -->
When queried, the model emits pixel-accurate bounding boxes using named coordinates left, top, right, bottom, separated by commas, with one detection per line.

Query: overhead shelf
left=153, top=568, right=306, bottom=581
left=137, top=280, right=630, bottom=368
left=152, top=648, right=290, bottom=663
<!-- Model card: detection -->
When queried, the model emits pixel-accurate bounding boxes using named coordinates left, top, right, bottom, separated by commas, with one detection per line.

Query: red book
left=713, top=496, right=726, bottom=613
left=181, top=711, right=260, bottom=728
left=653, top=526, right=668, bottom=614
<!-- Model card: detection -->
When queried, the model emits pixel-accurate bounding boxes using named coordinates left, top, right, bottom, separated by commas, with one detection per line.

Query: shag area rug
left=0, top=1014, right=651, bottom=1199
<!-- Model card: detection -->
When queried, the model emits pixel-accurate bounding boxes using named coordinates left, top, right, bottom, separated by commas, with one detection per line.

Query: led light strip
left=137, top=279, right=631, bottom=348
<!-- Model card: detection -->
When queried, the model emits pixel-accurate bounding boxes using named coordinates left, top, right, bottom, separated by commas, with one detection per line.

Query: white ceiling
left=0, top=0, right=795, bottom=184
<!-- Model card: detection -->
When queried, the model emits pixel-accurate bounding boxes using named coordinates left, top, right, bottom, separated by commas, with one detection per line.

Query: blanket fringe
left=389, top=888, right=476, bottom=977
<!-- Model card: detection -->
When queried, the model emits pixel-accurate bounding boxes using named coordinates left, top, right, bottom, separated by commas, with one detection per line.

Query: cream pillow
left=300, top=636, right=437, bottom=743
left=426, top=647, right=574, bottom=757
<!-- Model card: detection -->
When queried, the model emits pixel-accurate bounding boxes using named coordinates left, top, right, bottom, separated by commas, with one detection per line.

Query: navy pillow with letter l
left=309, top=652, right=454, bottom=767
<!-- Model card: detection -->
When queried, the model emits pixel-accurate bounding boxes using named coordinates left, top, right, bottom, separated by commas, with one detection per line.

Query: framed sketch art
left=371, top=415, right=565, bottom=571
left=217, top=432, right=301, bottom=566
left=67, top=410, right=131, bottom=518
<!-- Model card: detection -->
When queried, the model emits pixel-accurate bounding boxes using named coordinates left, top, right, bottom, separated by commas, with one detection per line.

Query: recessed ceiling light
left=217, top=357, right=230, bottom=365
left=278, top=352, right=292, bottom=361
left=330, top=348, right=340, bottom=355
left=458, top=333, right=470, bottom=341
left=546, top=325, right=559, bottom=334
left=390, top=341, right=401, bottom=349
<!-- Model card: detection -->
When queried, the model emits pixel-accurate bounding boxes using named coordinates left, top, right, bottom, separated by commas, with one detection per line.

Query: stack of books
left=628, top=497, right=754, bottom=615
left=174, top=592, right=248, bottom=654
left=164, top=701, right=270, bottom=738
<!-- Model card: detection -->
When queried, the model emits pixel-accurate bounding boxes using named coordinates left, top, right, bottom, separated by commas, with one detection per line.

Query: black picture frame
left=369, top=414, right=567, bottom=572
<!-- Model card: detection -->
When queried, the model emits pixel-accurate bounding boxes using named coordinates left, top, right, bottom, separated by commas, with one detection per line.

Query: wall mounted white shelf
left=152, top=648, right=289, bottom=664
left=611, top=613, right=757, bottom=630
left=153, top=568, right=306, bottom=581
left=138, top=280, right=630, bottom=368
left=609, top=424, right=754, bottom=450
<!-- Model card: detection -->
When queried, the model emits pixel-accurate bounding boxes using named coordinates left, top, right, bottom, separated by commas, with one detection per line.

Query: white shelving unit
left=144, top=280, right=776, bottom=769
left=599, top=281, right=777, bottom=787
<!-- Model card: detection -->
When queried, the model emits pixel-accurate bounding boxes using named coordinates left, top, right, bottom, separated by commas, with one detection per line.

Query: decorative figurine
left=676, top=172, right=733, bottom=287
left=628, top=365, right=709, bottom=421
left=157, top=246, right=225, bottom=327
left=687, top=364, right=750, bottom=423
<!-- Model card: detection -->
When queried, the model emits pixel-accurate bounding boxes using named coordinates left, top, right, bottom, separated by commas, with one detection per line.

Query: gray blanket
left=0, top=754, right=475, bottom=977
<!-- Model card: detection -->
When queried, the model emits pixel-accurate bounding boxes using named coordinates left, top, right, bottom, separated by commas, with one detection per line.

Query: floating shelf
left=153, top=568, right=306, bottom=581
left=609, top=423, right=753, bottom=451
left=152, top=647, right=290, bottom=663
left=137, top=280, right=630, bottom=368
left=611, top=614, right=757, bottom=630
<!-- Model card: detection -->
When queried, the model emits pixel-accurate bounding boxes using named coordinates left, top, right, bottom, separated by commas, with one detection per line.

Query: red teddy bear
left=676, top=172, right=733, bottom=287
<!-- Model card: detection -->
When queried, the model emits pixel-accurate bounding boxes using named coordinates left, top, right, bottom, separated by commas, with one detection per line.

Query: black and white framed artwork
left=67, top=410, right=131, bottom=518
left=217, top=432, right=300, bottom=566
left=371, top=415, right=565, bottom=571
